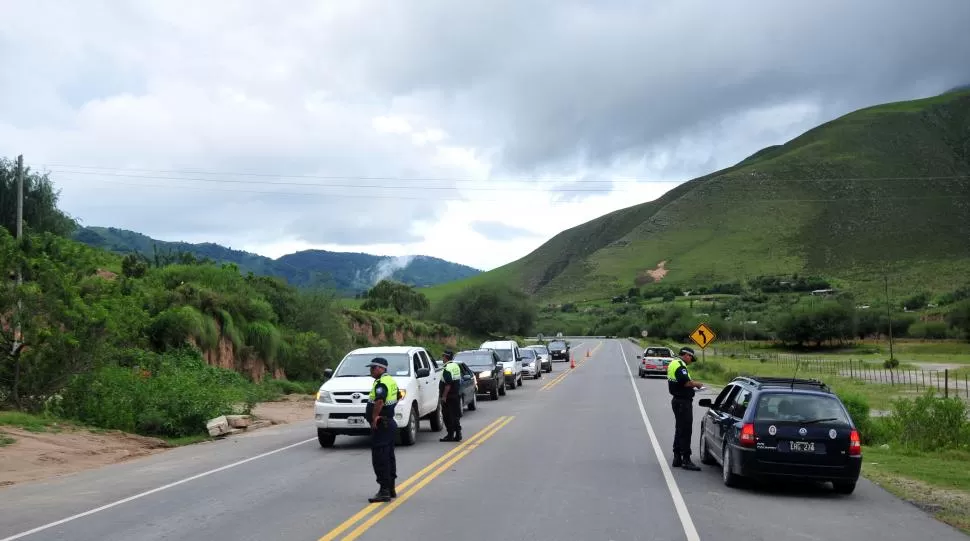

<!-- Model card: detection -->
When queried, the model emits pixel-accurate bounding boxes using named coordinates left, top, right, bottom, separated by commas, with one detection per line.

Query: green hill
left=423, top=89, right=970, bottom=304
left=74, top=226, right=480, bottom=295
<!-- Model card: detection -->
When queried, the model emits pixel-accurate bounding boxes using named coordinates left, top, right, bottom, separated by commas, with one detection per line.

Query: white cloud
left=0, top=0, right=968, bottom=272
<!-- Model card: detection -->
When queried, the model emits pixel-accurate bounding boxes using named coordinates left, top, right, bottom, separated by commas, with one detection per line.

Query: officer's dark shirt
left=668, top=361, right=695, bottom=399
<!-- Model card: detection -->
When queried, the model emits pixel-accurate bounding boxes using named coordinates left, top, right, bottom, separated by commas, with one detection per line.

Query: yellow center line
left=341, top=416, right=515, bottom=541
left=541, top=341, right=601, bottom=391
left=317, top=416, right=507, bottom=541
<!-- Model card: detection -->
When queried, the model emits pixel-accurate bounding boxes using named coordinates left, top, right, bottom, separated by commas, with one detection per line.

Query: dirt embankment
left=0, top=395, right=315, bottom=487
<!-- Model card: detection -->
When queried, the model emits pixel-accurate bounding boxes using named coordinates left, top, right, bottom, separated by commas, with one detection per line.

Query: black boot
left=368, top=487, right=392, bottom=503
left=440, top=433, right=455, bottom=442
left=389, top=485, right=397, bottom=498
left=454, top=431, right=462, bottom=442
left=672, top=455, right=683, bottom=468
left=681, top=456, right=701, bottom=471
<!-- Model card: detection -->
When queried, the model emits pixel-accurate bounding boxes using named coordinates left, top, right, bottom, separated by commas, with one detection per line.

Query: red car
left=637, top=347, right=676, bottom=377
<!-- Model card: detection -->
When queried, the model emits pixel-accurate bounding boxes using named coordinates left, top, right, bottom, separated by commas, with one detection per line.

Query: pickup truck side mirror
left=416, top=367, right=431, bottom=378
left=698, top=398, right=712, bottom=408
left=636, top=354, right=642, bottom=359
left=323, top=368, right=333, bottom=379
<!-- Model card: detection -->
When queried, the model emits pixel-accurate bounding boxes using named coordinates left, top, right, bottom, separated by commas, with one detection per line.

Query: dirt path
left=0, top=395, right=316, bottom=487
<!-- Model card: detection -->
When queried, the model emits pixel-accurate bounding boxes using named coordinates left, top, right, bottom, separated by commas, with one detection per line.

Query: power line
left=79, top=178, right=970, bottom=203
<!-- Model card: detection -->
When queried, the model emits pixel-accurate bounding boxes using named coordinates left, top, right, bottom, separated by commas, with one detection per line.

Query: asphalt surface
left=1, top=339, right=967, bottom=541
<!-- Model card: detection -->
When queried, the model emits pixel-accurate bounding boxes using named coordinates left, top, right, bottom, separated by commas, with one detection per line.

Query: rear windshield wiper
left=800, top=417, right=839, bottom=425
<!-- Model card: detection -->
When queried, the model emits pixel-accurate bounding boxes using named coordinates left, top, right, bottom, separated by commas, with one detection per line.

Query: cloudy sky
left=1, top=0, right=968, bottom=271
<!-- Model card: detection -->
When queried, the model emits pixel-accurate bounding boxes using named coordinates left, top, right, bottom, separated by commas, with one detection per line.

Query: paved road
left=1, top=339, right=966, bottom=541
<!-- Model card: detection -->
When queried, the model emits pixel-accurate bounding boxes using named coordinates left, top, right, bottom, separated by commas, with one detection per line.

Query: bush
left=54, top=349, right=254, bottom=438
left=885, top=390, right=970, bottom=452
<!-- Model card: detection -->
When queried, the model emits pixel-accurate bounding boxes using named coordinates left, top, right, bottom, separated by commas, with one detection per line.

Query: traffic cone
left=570, top=354, right=576, bottom=369
left=586, top=349, right=590, bottom=358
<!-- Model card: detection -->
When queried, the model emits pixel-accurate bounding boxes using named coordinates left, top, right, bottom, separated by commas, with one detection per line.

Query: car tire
left=490, top=385, right=499, bottom=400
left=468, top=393, right=477, bottom=411
left=400, top=406, right=419, bottom=446
left=699, top=426, right=716, bottom=465
left=317, top=429, right=335, bottom=448
left=429, top=402, right=444, bottom=432
left=722, top=440, right=741, bottom=487
left=499, top=381, right=507, bottom=396
left=833, top=480, right=856, bottom=495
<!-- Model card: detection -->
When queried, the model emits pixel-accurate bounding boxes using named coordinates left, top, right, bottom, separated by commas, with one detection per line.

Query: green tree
left=361, top=279, right=430, bottom=316
left=0, top=157, right=77, bottom=238
left=434, top=283, right=536, bottom=336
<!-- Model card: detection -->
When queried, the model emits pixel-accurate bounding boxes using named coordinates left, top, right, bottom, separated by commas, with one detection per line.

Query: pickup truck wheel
left=429, top=401, right=444, bottom=432
left=317, top=429, right=335, bottom=448
left=468, top=393, right=477, bottom=411
left=399, top=405, right=418, bottom=446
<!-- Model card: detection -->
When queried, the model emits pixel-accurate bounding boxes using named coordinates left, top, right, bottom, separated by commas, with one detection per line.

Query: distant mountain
left=73, top=226, right=481, bottom=295
left=422, top=89, right=970, bottom=303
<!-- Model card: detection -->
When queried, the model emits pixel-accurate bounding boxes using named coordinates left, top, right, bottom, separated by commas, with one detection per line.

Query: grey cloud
left=470, top=220, right=539, bottom=241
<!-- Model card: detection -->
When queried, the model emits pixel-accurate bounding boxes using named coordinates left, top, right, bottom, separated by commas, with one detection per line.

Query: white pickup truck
left=313, top=346, right=445, bottom=448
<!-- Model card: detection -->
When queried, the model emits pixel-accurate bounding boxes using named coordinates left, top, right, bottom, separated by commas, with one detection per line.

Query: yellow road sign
left=689, top=323, right=716, bottom=349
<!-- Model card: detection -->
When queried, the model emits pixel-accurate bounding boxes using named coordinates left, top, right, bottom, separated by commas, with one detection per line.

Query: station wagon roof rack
left=731, top=375, right=831, bottom=392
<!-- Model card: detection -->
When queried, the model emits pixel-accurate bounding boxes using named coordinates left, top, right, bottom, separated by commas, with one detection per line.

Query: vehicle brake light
left=848, top=429, right=861, bottom=456
left=740, top=423, right=756, bottom=447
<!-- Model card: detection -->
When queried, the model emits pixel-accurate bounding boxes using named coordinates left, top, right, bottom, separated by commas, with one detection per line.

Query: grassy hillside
left=423, top=89, right=970, bottom=304
left=75, top=226, right=480, bottom=295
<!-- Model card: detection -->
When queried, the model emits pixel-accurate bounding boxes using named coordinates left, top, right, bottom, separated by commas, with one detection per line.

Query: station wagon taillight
left=849, top=429, right=861, bottom=456
left=740, top=423, right=756, bottom=447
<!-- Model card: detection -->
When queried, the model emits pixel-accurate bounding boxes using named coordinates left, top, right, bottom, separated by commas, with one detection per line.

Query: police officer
left=364, top=357, right=399, bottom=502
left=439, top=350, right=463, bottom=442
left=668, top=346, right=704, bottom=471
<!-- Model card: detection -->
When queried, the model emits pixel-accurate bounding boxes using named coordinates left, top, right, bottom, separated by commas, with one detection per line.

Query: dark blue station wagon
left=697, top=376, right=862, bottom=494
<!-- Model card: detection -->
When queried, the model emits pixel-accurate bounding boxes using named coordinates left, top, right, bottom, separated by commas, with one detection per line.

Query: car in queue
left=547, top=339, right=570, bottom=362
left=454, top=349, right=507, bottom=400
left=637, top=346, right=676, bottom=377
left=314, top=346, right=444, bottom=448
left=480, top=339, right=524, bottom=389
left=519, top=348, right=542, bottom=379
left=697, top=376, right=862, bottom=494
left=525, top=344, right=553, bottom=373
left=453, top=360, right=479, bottom=411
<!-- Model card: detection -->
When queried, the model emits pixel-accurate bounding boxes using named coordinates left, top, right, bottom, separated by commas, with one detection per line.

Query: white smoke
left=371, top=255, right=415, bottom=285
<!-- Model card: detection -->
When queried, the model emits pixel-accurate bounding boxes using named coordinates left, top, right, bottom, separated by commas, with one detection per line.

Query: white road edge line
left=1, top=437, right=317, bottom=541
left=618, top=340, right=701, bottom=541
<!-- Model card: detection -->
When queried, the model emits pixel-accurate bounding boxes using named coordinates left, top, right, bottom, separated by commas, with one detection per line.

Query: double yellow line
left=318, top=415, right=514, bottom=541
left=540, top=342, right=603, bottom=391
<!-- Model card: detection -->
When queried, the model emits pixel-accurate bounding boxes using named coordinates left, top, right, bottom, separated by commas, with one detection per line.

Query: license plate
left=347, top=416, right=366, bottom=425
left=790, top=441, right=815, bottom=452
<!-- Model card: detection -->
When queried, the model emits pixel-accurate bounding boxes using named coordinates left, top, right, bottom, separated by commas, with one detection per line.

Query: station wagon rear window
left=753, top=394, right=851, bottom=425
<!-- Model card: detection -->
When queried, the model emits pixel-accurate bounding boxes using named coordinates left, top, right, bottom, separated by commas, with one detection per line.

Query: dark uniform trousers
left=370, top=411, right=398, bottom=489
left=443, top=393, right=462, bottom=436
left=671, top=396, right=693, bottom=458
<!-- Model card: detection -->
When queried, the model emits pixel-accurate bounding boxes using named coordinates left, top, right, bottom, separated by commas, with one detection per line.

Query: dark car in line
left=453, top=349, right=506, bottom=400
left=697, top=376, right=862, bottom=494
left=548, top=340, right=570, bottom=362
left=454, top=360, right=479, bottom=411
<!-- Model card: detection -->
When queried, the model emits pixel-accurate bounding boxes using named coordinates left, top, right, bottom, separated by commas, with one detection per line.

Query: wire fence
left=710, top=348, right=970, bottom=400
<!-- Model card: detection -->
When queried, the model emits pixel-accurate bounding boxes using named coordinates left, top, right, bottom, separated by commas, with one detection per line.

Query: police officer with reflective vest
left=439, top=350, right=463, bottom=442
left=668, top=346, right=704, bottom=471
left=364, top=357, right=400, bottom=502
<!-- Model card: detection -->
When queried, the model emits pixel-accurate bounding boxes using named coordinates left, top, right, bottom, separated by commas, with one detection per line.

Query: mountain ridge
left=421, top=89, right=970, bottom=303
left=73, top=226, right=481, bottom=294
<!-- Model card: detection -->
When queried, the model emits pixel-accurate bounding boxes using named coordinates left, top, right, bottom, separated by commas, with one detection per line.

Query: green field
left=422, top=88, right=970, bottom=305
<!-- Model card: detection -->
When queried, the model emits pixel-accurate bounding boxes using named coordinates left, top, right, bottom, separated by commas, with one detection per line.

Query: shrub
left=885, top=390, right=970, bottom=452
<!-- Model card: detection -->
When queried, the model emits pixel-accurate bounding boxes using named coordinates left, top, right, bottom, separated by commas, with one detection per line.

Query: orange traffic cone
left=586, top=349, right=590, bottom=358
left=570, top=354, right=576, bottom=369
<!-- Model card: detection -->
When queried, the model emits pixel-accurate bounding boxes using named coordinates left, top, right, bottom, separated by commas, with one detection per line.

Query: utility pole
left=885, top=274, right=894, bottom=362
left=11, top=155, right=24, bottom=406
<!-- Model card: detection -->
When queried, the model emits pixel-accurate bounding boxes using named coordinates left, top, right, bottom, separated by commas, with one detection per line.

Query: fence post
left=945, top=369, right=949, bottom=398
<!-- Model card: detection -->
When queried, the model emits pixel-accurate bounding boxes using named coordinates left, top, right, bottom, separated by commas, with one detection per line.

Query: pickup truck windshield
left=334, top=353, right=411, bottom=377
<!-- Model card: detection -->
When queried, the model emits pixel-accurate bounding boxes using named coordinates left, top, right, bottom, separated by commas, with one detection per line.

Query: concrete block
left=206, top=415, right=230, bottom=437
left=226, top=415, right=251, bottom=428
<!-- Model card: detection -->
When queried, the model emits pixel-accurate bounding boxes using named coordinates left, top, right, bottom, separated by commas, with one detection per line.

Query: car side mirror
left=698, top=398, right=712, bottom=408
left=323, top=368, right=333, bottom=379
left=636, top=355, right=642, bottom=359
left=416, top=367, right=430, bottom=378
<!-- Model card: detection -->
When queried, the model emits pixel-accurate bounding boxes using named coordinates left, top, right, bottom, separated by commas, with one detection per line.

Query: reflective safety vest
left=369, top=373, right=400, bottom=405
left=667, top=359, right=689, bottom=382
left=444, top=361, right=461, bottom=382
